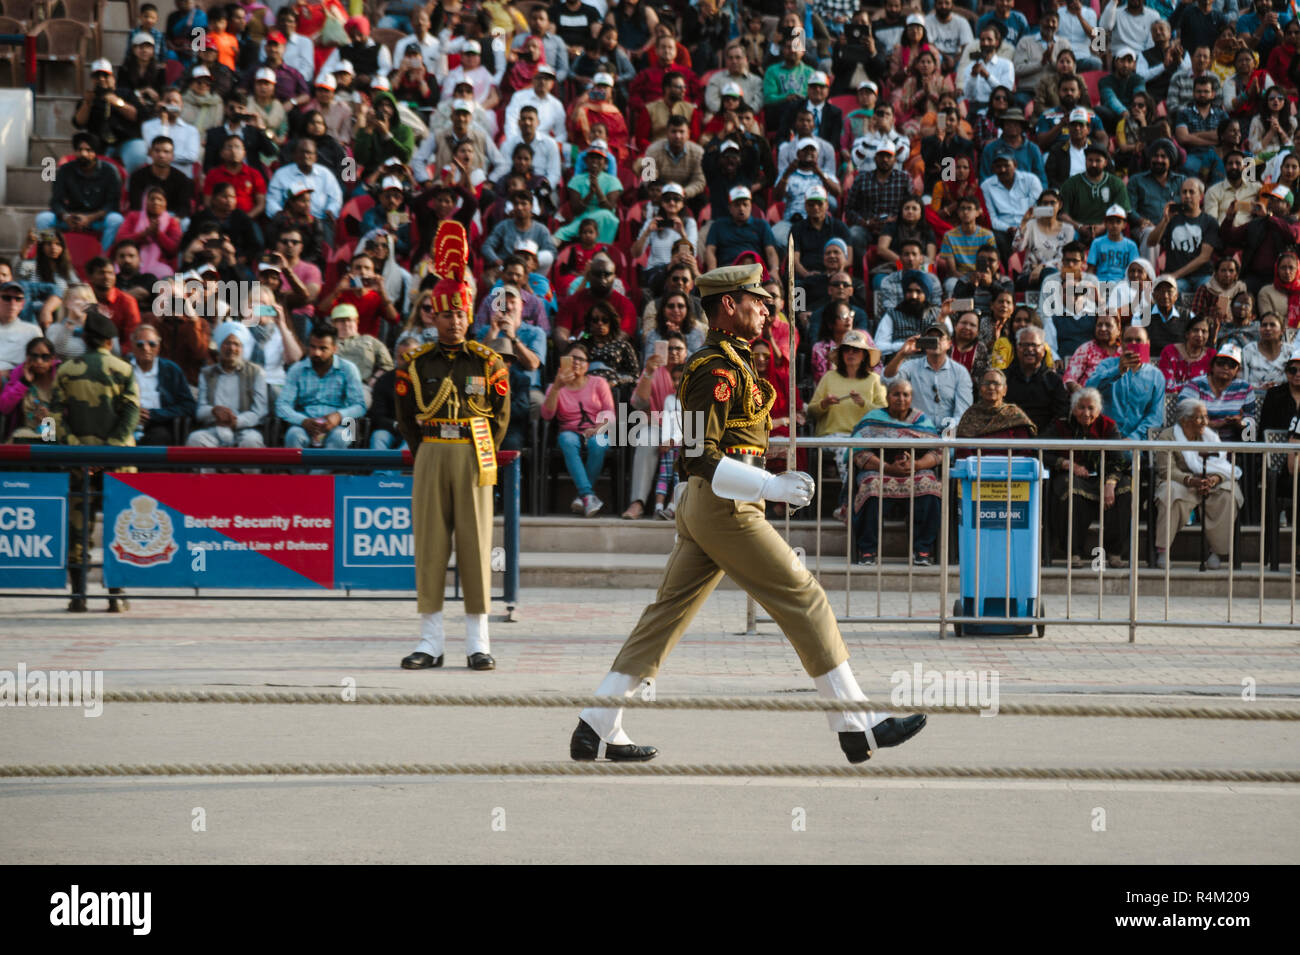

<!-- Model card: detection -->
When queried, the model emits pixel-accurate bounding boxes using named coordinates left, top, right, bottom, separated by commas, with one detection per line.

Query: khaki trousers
left=1154, top=481, right=1245, bottom=556
left=412, top=441, right=493, bottom=615
left=611, top=476, right=849, bottom=680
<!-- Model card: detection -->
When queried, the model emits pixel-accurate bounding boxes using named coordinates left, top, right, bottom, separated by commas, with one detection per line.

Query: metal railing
left=0, top=446, right=522, bottom=613
left=750, top=434, right=1299, bottom=641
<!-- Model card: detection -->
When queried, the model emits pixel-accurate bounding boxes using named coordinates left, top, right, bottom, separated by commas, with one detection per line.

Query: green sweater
left=1059, top=172, right=1130, bottom=226
left=762, top=61, right=814, bottom=107
left=352, top=91, right=415, bottom=177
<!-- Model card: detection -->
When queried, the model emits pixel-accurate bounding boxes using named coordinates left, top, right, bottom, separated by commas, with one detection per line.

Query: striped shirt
left=939, top=226, right=997, bottom=275
left=1176, top=375, right=1257, bottom=440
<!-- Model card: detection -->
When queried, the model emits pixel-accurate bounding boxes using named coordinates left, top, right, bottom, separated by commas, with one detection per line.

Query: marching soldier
left=51, top=306, right=140, bottom=613
left=569, top=264, right=927, bottom=763
left=394, top=273, right=510, bottom=671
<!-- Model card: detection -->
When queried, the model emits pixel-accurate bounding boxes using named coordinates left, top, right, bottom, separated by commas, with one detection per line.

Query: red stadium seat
left=336, top=195, right=374, bottom=244
left=1080, top=70, right=1105, bottom=109
left=64, top=230, right=103, bottom=280
left=828, top=94, right=857, bottom=118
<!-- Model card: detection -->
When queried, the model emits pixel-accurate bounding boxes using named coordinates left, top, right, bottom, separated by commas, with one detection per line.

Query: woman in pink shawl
left=115, top=186, right=182, bottom=275
left=504, top=35, right=546, bottom=94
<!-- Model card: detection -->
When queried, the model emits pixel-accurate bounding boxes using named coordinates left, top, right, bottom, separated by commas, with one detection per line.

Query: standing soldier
left=394, top=237, right=510, bottom=671
left=51, top=307, right=140, bottom=613
left=569, top=264, right=928, bottom=763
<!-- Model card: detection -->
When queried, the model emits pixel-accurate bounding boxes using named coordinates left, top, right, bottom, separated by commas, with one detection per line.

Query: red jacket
left=558, top=287, right=637, bottom=338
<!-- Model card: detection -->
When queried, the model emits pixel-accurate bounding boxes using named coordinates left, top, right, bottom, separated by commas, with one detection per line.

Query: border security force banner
left=103, top=474, right=415, bottom=589
left=0, top=473, right=68, bottom=588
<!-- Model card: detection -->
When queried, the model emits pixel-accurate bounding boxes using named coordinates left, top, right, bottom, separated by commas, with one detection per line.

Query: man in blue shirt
left=703, top=186, right=780, bottom=274
left=981, top=151, right=1044, bottom=263
left=978, top=111, right=1047, bottom=186
left=1087, top=324, right=1166, bottom=440
left=277, top=323, right=367, bottom=449
left=978, top=0, right=1030, bottom=46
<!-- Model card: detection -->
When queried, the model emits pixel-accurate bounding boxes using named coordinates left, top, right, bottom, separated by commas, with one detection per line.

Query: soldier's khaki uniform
left=51, top=347, right=140, bottom=570
left=394, top=339, right=510, bottom=615
left=610, top=328, right=850, bottom=680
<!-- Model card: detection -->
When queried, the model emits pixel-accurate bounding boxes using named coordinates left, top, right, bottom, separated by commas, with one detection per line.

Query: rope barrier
left=89, top=690, right=1300, bottom=720
left=1, top=762, right=1295, bottom=782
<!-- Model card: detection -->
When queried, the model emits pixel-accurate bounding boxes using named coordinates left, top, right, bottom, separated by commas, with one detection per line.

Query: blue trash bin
left=950, top=457, right=1046, bottom=636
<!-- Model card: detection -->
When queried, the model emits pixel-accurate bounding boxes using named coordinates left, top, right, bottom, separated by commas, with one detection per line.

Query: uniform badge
left=713, top=380, right=732, bottom=402
left=395, top=373, right=410, bottom=396
left=440, top=423, right=462, bottom=439
left=466, top=376, right=486, bottom=395
left=495, top=377, right=509, bottom=396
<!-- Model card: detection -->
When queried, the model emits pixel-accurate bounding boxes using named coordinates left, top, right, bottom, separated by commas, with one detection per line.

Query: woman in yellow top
left=809, top=330, right=887, bottom=488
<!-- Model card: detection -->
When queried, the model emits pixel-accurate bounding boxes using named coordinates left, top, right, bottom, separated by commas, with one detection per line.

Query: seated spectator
left=1159, top=313, right=1217, bottom=393
left=556, top=147, right=623, bottom=245
left=849, top=378, right=944, bottom=566
left=577, top=302, right=640, bottom=389
left=1115, top=93, right=1171, bottom=176
left=44, top=284, right=95, bottom=361
left=937, top=198, right=997, bottom=292
left=992, top=300, right=1059, bottom=371
left=86, top=257, right=141, bottom=347
left=1126, top=140, right=1185, bottom=253
left=240, top=284, right=301, bottom=395
left=263, top=228, right=322, bottom=313
left=129, top=136, right=196, bottom=218
left=874, top=198, right=938, bottom=273
left=241, top=28, right=310, bottom=105
left=947, top=308, right=990, bottom=384
left=636, top=70, right=701, bottom=148
left=330, top=303, right=394, bottom=407
left=542, top=339, right=615, bottom=516
left=116, top=187, right=183, bottom=276
left=797, top=239, right=855, bottom=315
left=75, top=59, right=145, bottom=172
left=366, top=334, right=423, bottom=452
left=1154, top=398, right=1245, bottom=569
left=634, top=116, right=707, bottom=203
left=194, top=39, right=238, bottom=100
left=119, top=30, right=166, bottom=95
left=568, top=73, right=630, bottom=160
left=1087, top=323, right=1166, bottom=440
left=776, top=111, right=837, bottom=183
left=981, top=151, right=1044, bottom=263
left=1043, top=106, right=1095, bottom=191
left=17, top=230, right=77, bottom=327
left=1241, top=314, right=1291, bottom=395
left=846, top=141, right=915, bottom=251
left=884, top=317, right=976, bottom=438
left=951, top=246, right=1015, bottom=315
left=772, top=144, right=841, bottom=248
left=390, top=46, right=439, bottom=113
left=185, top=181, right=263, bottom=266
left=622, top=331, right=688, bottom=520
left=264, top=186, right=330, bottom=269
left=955, top=367, right=1038, bottom=455
left=266, top=139, right=344, bottom=224
left=1045, top=387, right=1133, bottom=568
left=138, top=88, right=202, bottom=175
left=280, top=112, right=349, bottom=190
left=481, top=185, right=557, bottom=276
left=128, top=323, right=196, bottom=445
left=556, top=254, right=637, bottom=343
left=1175, top=75, right=1230, bottom=183
left=812, top=303, right=859, bottom=383
left=353, top=91, right=416, bottom=181
left=1, top=337, right=58, bottom=443
left=1193, top=257, right=1249, bottom=342
left=1142, top=274, right=1191, bottom=356
left=37, top=133, right=125, bottom=254
left=1012, top=189, right=1076, bottom=292
left=642, top=291, right=703, bottom=363
left=1177, top=343, right=1257, bottom=440
left=1003, top=326, right=1069, bottom=434
left=474, top=283, right=546, bottom=411
left=321, top=253, right=401, bottom=342
left=1096, top=47, right=1146, bottom=131
left=185, top=329, right=268, bottom=449
left=628, top=183, right=697, bottom=296
left=928, top=154, right=987, bottom=237
left=1150, top=178, right=1218, bottom=295
left=1106, top=257, right=1156, bottom=327
left=959, top=25, right=1015, bottom=113
left=875, top=273, right=945, bottom=361
left=703, top=186, right=779, bottom=274
left=1064, top=312, right=1123, bottom=394
left=184, top=69, right=226, bottom=142
left=0, top=284, right=42, bottom=375
left=475, top=257, right=550, bottom=335
left=1256, top=250, right=1300, bottom=337
left=1260, top=347, right=1300, bottom=431
left=298, top=74, right=354, bottom=148
left=808, top=331, right=886, bottom=481
left=277, top=323, right=366, bottom=449
left=875, top=240, right=941, bottom=313
left=1060, top=145, right=1132, bottom=242
left=494, top=106, right=562, bottom=186
left=1087, top=205, right=1141, bottom=285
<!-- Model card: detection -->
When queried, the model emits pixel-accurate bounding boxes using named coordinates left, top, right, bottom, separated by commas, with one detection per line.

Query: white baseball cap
left=660, top=182, right=685, bottom=196
left=906, top=13, right=926, bottom=26
left=371, top=76, right=391, bottom=91
left=191, top=66, right=212, bottom=79
left=536, top=64, right=556, bottom=77
left=806, top=184, right=828, bottom=202
left=721, top=81, right=743, bottom=98
left=315, top=73, right=337, bottom=90
left=795, top=136, right=819, bottom=152
left=720, top=140, right=740, bottom=153
left=463, top=40, right=481, bottom=53
left=858, top=79, right=878, bottom=93
left=255, top=67, right=277, bottom=83
left=333, top=61, right=356, bottom=75
left=729, top=186, right=752, bottom=201
left=1114, top=47, right=1138, bottom=60
left=592, top=72, right=614, bottom=86
left=380, top=175, right=405, bottom=192
left=1068, top=107, right=1091, bottom=124
left=1216, top=342, right=1244, bottom=365
left=131, top=32, right=154, bottom=46
left=808, top=71, right=829, bottom=86
left=451, top=99, right=473, bottom=113
left=91, top=58, right=113, bottom=74
left=516, top=238, right=540, bottom=255
left=1104, top=203, right=1128, bottom=218
left=875, top=140, right=896, bottom=156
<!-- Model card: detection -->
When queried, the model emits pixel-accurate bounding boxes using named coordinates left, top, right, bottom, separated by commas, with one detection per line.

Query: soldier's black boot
left=839, top=715, right=928, bottom=764
left=569, top=719, right=658, bottom=761
left=107, top=588, right=130, bottom=613
left=67, top=569, right=87, bottom=613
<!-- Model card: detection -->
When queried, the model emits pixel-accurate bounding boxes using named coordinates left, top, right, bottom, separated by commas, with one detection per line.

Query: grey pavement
left=0, top=587, right=1297, bottom=863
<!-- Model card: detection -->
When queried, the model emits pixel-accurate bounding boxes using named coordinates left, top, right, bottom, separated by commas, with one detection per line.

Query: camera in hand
left=916, top=336, right=939, bottom=351
left=845, top=23, right=870, bottom=43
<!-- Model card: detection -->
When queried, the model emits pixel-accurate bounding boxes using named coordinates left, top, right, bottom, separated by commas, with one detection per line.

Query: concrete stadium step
left=102, top=1, right=132, bottom=31
left=0, top=206, right=45, bottom=250
left=33, top=95, right=80, bottom=141
left=7, top=166, right=53, bottom=200
left=37, top=64, right=83, bottom=98
left=29, top=136, right=73, bottom=166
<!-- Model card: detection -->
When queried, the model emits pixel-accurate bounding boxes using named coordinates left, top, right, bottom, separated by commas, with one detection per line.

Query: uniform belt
left=724, top=446, right=765, bottom=466
left=420, top=420, right=475, bottom=442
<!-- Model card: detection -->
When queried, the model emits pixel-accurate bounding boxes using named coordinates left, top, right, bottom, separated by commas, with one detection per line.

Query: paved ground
left=1, top=587, right=1297, bottom=863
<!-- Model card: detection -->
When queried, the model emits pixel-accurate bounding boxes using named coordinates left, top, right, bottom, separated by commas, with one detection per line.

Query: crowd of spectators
left=2, top=0, right=1299, bottom=565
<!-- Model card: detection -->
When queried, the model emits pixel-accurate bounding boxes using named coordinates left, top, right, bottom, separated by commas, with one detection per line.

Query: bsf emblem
left=111, top=496, right=178, bottom=566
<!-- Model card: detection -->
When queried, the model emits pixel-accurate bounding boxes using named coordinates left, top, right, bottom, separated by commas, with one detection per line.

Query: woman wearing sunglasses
left=0, top=337, right=58, bottom=443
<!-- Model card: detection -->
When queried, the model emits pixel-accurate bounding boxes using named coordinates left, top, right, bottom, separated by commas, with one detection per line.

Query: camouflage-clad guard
left=394, top=276, right=510, bottom=671
left=51, top=307, right=140, bottom=613
left=569, top=264, right=927, bottom=764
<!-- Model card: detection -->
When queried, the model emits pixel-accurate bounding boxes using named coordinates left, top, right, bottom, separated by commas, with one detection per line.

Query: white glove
left=711, top=456, right=815, bottom=506
left=764, top=470, right=816, bottom=507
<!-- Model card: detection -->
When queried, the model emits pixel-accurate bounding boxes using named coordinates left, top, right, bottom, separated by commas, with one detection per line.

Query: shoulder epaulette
left=466, top=339, right=496, bottom=361
left=408, top=342, right=437, bottom=361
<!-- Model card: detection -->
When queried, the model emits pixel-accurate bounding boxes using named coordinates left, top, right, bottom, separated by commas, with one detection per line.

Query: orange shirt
left=211, top=30, right=239, bottom=73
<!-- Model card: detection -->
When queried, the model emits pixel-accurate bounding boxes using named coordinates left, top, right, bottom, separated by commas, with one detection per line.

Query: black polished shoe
left=67, top=597, right=87, bottom=613
left=839, top=714, right=928, bottom=763
left=569, top=718, right=658, bottom=761
left=401, top=652, right=443, bottom=669
left=106, top=588, right=129, bottom=613
left=467, top=652, right=496, bottom=670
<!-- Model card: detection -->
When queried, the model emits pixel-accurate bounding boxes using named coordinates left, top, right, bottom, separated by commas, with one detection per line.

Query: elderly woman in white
left=1153, top=398, right=1246, bottom=570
